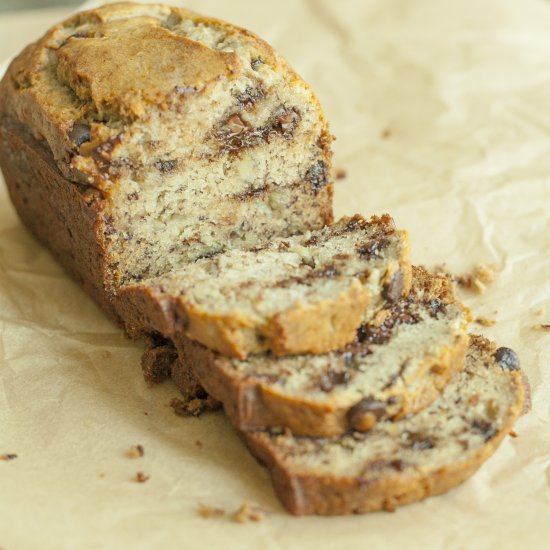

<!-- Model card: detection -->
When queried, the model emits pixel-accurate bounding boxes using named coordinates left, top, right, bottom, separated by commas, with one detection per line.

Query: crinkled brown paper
left=1, top=0, right=549, bottom=548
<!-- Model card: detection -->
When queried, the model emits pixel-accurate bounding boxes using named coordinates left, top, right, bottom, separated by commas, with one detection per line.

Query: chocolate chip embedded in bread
left=319, top=370, right=351, bottom=392
left=382, top=270, right=404, bottom=303
left=357, top=238, right=390, bottom=258
left=494, top=347, right=520, bottom=371
left=155, top=159, right=178, bottom=173
left=68, top=123, right=91, bottom=147
left=348, top=397, right=387, bottom=431
left=471, top=419, right=497, bottom=441
left=305, top=161, right=328, bottom=192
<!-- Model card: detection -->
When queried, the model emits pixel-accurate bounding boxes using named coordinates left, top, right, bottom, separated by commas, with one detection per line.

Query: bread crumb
left=533, top=324, right=550, bottom=331
left=457, top=263, right=497, bottom=294
left=380, top=128, right=392, bottom=140
left=533, top=307, right=545, bottom=316
left=509, top=430, right=518, bottom=438
left=198, top=504, right=226, bottom=519
left=233, top=502, right=266, bottom=523
left=334, top=168, right=347, bottom=180
left=135, top=471, right=150, bottom=483
left=170, top=397, right=208, bottom=417
left=99, top=473, right=106, bottom=478
left=0, top=453, right=18, bottom=461
left=475, top=317, right=496, bottom=327
left=195, top=440, right=203, bottom=449
left=127, top=444, right=144, bottom=458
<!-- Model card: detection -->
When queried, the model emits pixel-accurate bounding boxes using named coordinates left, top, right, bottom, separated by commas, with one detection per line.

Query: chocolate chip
left=319, top=370, right=351, bottom=392
left=155, top=159, right=178, bottom=173
left=402, top=431, right=435, bottom=450
left=356, top=324, right=391, bottom=345
left=304, top=235, right=319, bottom=246
left=236, top=86, right=266, bottom=109
left=224, top=114, right=249, bottom=135
left=472, top=419, right=497, bottom=441
left=68, top=123, right=91, bottom=147
left=314, top=264, right=339, bottom=278
left=348, top=397, right=387, bottom=431
left=305, top=161, right=328, bottom=192
left=494, top=347, right=520, bottom=371
left=275, top=109, right=300, bottom=135
left=251, top=58, right=263, bottom=70
left=344, top=216, right=366, bottom=232
left=358, top=238, right=391, bottom=258
left=369, top=459, right=406, bottom=472
left=382, top=270, right=404, bottom=303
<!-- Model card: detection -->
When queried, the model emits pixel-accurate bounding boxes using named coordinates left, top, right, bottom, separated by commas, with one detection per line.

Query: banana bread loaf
left=117, top=214, right=411, bottom=358
left=0, top=2, right=333, bottom=322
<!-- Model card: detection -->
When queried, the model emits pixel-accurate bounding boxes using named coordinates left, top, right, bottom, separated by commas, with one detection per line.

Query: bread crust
left=0, top=125, right=120, bottom=323
left=241, top=336, right=527, bottom=515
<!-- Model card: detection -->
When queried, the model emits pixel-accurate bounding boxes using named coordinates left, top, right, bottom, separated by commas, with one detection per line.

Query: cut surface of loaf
left=174, top=267, right=469, bottom=435
left=0, top=2, right=333, bottom=317
left=117, top=214, right=411, bottom=358
left=243, top=335, right=526, bottom=515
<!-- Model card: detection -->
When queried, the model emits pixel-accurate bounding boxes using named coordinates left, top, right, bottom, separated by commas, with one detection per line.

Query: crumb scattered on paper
left=509, top=430, right=518, bottom=438
left=457, top=263, right=497, bottom=294
left=533, top=307, right=545, bottom=316
left=380, top=128, right=392, bottom=140
left=335, top=168, right=347, bottom=180
left=475, top=317, right=496, bottom=327
left=195, top=440, right=203, bottom=449
left=135, top=471, right=150, bottom=483
left=170, top=397, right=207, bottom=417
left=0, top=453, right=18, bottom=461
left=127, top=444, right=145, bottom=458
left=198, top=504, right=226, bottom=519
left=533, top=324, right=550, bottom=331
left=233, top=502, right=266, bottom=523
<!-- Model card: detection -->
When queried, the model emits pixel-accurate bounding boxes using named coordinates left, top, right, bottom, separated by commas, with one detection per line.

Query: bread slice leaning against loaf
left=242, top=335, right=527, bottom=515
left=117, top=214, right=411, bottom=358
left=173, top=267, right=469, bottom=435
left=0, top=2, right=333, bottom=323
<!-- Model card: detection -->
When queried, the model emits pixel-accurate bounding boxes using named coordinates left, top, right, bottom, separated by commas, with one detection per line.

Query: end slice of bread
left=117, top=214, right=411, bottom=358
left=242, top=335, right=526, bottom=515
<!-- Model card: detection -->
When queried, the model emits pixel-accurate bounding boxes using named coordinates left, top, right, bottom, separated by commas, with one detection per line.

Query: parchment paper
left=1, top=1, right=549, bottom=548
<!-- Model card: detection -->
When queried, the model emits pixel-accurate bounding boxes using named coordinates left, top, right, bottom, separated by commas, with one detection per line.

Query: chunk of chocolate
left=348, top=397, right=387, bottom=431
left=494, top=347, right=520, bottom=371
left=305, top=161, right=328, bottom=192
left=68, top=123, right=91, bottom=147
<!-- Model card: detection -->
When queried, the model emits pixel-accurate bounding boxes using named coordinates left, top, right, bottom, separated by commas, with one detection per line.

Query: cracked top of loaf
left=0, top=2, right=326, bottom=187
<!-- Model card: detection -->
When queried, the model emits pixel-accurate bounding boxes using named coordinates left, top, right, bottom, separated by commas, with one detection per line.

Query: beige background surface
left=1, top=1, right=549, bottom=548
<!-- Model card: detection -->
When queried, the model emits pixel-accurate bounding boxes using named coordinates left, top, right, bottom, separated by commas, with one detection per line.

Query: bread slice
left=173, top=267, right=469, bottom=435
left=0, top=2, right=333, bottom=322
left=242, top=335, right=527, bottom=515
left=117, top=214, right=411, bottom=358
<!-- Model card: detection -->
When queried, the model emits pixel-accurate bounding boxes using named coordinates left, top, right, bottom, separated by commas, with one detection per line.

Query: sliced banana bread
left=243, top=335, right=527, bottom=515
left=173, top=267, right=469, bottom=435
left=117, top=214, right=411, bottom=358
left=0, top=2, right=333, bottom=321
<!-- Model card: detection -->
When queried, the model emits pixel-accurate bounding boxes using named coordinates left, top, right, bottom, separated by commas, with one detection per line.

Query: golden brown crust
left=0, top=125, right=120, bottom=322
